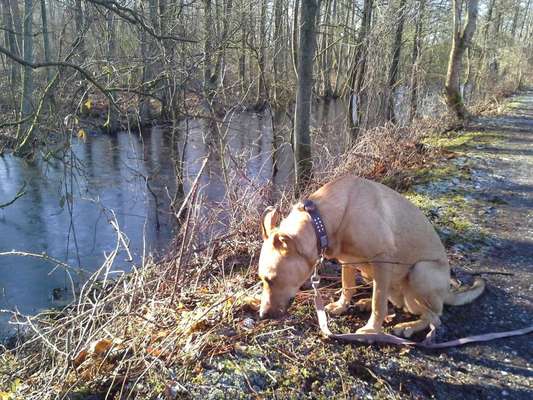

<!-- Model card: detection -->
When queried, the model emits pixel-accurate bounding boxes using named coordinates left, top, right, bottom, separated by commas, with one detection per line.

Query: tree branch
left=0, top=44, right=117, bottom=108
left=86, top=0, right=197, bottom=44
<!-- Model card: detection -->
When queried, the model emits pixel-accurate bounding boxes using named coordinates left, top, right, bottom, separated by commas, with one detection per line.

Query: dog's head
left=257, top=207, right=313, bottom=319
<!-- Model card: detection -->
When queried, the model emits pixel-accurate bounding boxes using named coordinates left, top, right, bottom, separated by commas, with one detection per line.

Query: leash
left=302, top=199, right=533, bottom=348
left=311, top=258, right=533, bottom=348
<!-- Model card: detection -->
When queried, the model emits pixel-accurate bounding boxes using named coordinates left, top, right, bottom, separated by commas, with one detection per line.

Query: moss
left=413, top=164, right=462, bottom=185
left=422, top=131, right=502, bottom=152
left=405, top=188, right=486, bottom=248
left=506, top=101, right=523, bottom=110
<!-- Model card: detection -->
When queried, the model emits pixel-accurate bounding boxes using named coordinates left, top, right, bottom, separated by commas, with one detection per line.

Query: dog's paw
left=356, top=324, right=382, bottom=335
left=392, top=323, right=416, bottom=338
left=354, top=298, right=372, bottom=312
left=325, top=301, right=348, bottom=316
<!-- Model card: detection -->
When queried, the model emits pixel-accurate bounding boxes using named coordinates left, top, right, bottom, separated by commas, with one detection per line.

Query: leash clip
left=311, top=255, right=325, bottom=290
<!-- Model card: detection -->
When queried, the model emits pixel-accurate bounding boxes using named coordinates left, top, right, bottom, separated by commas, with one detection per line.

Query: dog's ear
left=261, top=206, right=281, bottom=240
left=272, top=232, right=294, bottom=254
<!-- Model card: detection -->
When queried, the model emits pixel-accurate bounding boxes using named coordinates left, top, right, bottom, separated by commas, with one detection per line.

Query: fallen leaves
left=72, top=338, right=128, bottom=382
left=0, top=378, right=21, bottom=400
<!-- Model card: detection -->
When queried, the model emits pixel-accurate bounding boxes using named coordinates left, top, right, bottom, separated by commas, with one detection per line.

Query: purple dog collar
left=303, top=200, right=329, bottom=254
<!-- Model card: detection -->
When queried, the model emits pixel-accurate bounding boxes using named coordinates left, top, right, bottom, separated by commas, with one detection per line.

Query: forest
left=0, top=0, right=530, bottom=155
left=0, top=0, right=532, bottom=398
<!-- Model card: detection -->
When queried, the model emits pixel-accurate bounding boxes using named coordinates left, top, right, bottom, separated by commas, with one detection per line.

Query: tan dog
left=258, top=175, right=485, bottom=337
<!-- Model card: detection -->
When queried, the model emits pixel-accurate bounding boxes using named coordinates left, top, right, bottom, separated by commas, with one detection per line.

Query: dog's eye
left=264, top=277, right=274, bottom=287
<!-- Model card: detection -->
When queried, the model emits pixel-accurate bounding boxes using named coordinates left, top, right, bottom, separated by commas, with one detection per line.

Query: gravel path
left=396, top=90, right=533, bottom=399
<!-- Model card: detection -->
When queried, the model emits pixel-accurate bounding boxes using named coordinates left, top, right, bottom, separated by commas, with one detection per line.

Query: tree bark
left=408, top=0, right=425, bottom=122
left=319, top=0, right=333, bottom=97
left=348, top=0, right=373, bottom=135
left=385, top=0, right=407, bottom=122
left=294, top=0, right=318, bottom=194
left=40, top=0, right=53, bottom=84
left=257, top=0, right=267, bottom=104
left=106, top=8, right=118, bottom=132
left=75, top=0, right=86, bottom=60
left=444, top=0, right=479, bottom=121
left=291, top=0, right=300, bottom=77
left=1, top=0, right=20, bottom=87
left=9, top=0, right=22, bottom=54
left=15, top=0, right=34, bottom=153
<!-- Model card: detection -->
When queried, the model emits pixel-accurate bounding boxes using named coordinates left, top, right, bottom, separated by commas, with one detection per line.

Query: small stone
left=242, top=318, right=255, bottom=329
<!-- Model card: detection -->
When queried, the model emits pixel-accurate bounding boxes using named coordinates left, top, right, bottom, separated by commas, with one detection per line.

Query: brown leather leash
left=310, top=259, right=533, bottom=349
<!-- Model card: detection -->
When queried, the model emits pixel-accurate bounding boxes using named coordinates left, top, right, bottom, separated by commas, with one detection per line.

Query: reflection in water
left=0, top=131, right=175, bottom=337
left=0, top=94, right=433, bottom=336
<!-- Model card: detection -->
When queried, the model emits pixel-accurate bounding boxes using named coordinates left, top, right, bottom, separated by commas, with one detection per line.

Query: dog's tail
left=444, top=277, right=486, bottom=306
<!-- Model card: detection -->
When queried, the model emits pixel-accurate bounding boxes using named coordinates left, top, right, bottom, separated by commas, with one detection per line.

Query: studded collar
left=302, top=199, right=329, bottom=255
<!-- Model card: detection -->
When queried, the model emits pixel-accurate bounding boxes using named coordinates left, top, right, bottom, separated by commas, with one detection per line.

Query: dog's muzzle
left=259, top=297, right=294, bottom=320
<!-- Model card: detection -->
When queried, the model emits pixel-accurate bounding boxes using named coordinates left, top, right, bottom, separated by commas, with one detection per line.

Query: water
left=0, top=130, right=177, bottom=337
left=0, top=93, right=434, bottom=337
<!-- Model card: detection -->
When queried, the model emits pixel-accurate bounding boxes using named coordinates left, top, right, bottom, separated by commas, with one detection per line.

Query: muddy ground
left=176, top=92, right=533, bottom=400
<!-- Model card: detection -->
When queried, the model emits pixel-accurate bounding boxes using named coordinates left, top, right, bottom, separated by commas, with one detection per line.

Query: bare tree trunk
left=75, top=0, right=86, bottom=60
left=40, top=0, right=53, bottom=84
left=9, top=0, right=22, bottom=54
left=294, top=0, right=318, bottom=193
left=1, top=0, right=20, bottom=88
left=273, top=0, right=283, bottom=105
left=474, top=0, right=496, bottom=97
left=291, top=0, right=300, bottom=77
left=444, top=0, right=479, bottom=121
left=319, top=0, right=333, bottom=97
left=257, top=0, right=267, bottom=104
left=409, top=0, right=425, bottom=122
left=334, top=0, right=351, bottom=96
left=510, top=0, right=520, bottom=39
left=385, top=0, right=407, bottom=122
left=15, top=0, right=34, bottom=153
left=519, top=0, right=532, bottom=40
left=239, top=10, right=246, bottom=95
left=106, top=8, right=118, bottom=132
left=348, top=0, right=373, bottom=135
left=203, top=0, right=218, bottom=104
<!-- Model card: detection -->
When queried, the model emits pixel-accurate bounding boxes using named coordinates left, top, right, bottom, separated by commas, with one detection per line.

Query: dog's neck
left=303, top=200, right=329, bottom=254
left=279, top=200, right=342, bottom=265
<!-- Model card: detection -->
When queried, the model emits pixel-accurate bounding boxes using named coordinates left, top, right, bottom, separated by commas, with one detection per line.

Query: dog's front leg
left=356, top=265, right=390, bottom=334
left=325, top=265, right=357, bottom=315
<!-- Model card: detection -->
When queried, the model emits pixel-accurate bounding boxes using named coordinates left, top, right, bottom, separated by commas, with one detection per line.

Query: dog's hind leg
left=354, top=298, right=372, bottom=311
left=325, top=265, right=357, bottom=315
left=392, top=314, right=440, bottom=337
left=392, top=260, right=447, bottom=337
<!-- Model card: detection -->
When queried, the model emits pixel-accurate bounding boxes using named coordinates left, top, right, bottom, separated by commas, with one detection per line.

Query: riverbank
left=1, top=91, right=532, bottom=399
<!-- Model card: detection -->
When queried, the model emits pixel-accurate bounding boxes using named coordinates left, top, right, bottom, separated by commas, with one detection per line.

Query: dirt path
left=181, top=93, right=533, bottom=400
left=392, top=91, right=533, bottom=399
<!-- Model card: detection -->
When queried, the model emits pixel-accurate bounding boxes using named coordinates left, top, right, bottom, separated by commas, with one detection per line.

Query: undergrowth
left=0, top=109, right=509, bottom=398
